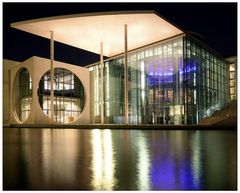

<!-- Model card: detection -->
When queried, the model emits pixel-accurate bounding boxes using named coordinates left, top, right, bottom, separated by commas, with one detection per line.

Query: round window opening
left=38, top=68, right=85, bottom=124
left=13, top=68, right=32, bottom=123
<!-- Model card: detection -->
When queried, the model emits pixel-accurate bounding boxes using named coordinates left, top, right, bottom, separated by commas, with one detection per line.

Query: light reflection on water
left=191, top=131, right=202, bottom=188
left=41, top=129, right=79, bottom=187
left=3, top=128, right=237, bottom=190
left=136, top=132, right=151, bottom=190
left=91, top=129, right=117, bottom=190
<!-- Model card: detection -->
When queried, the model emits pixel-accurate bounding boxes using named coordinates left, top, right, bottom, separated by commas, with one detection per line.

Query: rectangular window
left=230, top=87, right=235, bottom=94
left=229, top=64, right=235, bottom=72
left=230, top=72, right=235, bottom=79
left=230, top=80, right=235, bottom=87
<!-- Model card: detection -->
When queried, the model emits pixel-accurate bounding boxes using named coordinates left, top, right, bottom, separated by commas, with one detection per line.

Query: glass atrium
left=89, top=35, right=228, bottom=125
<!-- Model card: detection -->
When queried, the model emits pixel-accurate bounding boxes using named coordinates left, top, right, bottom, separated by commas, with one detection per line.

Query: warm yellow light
left=11, top=11, right=183, bottom=57
left=137, top=132, right=151, bottom=190
left=41, top=129, right=79, bottom=185
left=229, top=64, right=235, bottom=72
left=91, top=129, right=103, bottom=189
left=90, top=129, right=116, bottom=190
left=103, top=129, right=116, bottom=190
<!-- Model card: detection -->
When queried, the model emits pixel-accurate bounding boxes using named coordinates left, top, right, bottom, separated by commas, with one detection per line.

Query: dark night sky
left=3, top=2, right=237, bottom=66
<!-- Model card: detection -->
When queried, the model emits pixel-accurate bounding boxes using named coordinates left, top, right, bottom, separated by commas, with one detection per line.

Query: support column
left=100, top=42, right=104, bottom=124
left=50, top=31, right=54, bottom=124
left=124, top=24, right=128, bottom=124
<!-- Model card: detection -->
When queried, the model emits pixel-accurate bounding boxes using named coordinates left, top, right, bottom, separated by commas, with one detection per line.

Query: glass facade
left=89, top=35, right=228, bottom=125
left=14, top=68, right=32, bottom=123
left=184, top=36, right=228, bottom=124
left=38, top=68, right=85, bottom=124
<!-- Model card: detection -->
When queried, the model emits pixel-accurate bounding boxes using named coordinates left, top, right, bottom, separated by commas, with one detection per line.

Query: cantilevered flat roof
left=11, top=11, right=184, bottom=57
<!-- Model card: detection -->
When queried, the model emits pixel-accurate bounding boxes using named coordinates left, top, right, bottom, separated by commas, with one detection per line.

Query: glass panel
left=38, top=68, right=84, bottom=124
left=183, top=36, right=228, bottom=124
left=89, top=35, right=228, bottom=125
left=90, top=37, right=184, bottom=125
left=14, top=68, right=32, bottom=123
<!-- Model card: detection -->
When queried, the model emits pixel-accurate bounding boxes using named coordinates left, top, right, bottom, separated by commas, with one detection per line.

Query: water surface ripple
left=3, top=128, right=237, bottom=190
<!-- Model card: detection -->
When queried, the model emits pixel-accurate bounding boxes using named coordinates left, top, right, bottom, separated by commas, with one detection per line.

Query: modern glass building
left=5, top=11, right=229, bottom=125
left=89, top=35, right=228, bottom=125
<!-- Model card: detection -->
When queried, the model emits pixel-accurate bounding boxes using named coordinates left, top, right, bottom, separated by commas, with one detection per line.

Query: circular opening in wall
left=38, top=68, right=85, bottom=124
left=13, top=67, right=32, bottom=123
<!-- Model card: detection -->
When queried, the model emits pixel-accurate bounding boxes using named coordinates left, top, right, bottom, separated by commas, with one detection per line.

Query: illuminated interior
left=38, top=68, right=84, bottom=124
left=10, top=11, right=229, bottom=125
left=90, top=35, right=228, bottom=125
left=14, top=68, right=32, bottom=123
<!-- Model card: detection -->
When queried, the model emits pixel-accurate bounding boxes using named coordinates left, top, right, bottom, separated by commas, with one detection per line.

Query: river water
left=3, top=128, right=237, bottom=190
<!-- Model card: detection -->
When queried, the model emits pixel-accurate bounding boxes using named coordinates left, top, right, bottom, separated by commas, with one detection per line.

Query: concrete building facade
left=5, top=57, right=90, bottom=125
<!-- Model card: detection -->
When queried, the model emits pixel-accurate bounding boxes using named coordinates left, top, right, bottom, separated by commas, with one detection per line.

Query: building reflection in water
left=18, top=129, right=46, bottom=188
left=3, top=129, right=236, bottom=190
left=190, top=131, right=202, bottom=189
left=90, top=129, right=117, bottom=190
left=136, top=132, right=151, bottom=190
left=42, top=129, right=51, bottom=183
left=41, top=129, right=79, bottom=187
left=150, top=131, right=177, bottom=190
left=149, top=131, right=202, bottom=190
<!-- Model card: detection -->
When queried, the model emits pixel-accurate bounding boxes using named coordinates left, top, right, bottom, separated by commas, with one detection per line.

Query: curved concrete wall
left=9, top=56, right=90, bottom=125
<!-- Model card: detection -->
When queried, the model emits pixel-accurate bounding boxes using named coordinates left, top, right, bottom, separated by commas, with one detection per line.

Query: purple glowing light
left=148, top=66, right=196, bottom=77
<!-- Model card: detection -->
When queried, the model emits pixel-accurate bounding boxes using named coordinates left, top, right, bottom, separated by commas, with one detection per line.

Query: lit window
left=38, top=68, right=84, bottom=124
left=230, top=72, right=235, bottom=79
left=230, top=88, right=235, bottom=94
left=230, top=80, right=235, bottom=87
left=229, top=64, right=235, bottom=72
left=14, top=68, right=32, bottom=123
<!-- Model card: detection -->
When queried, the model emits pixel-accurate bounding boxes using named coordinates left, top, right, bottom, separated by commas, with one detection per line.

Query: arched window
left=38, top=68, right=85, bottom=124
left=14, top=68, right=32, bottom=123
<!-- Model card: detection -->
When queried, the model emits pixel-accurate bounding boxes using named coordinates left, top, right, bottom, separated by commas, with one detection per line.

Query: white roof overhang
left=11, top=11, right=184, bottom=57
